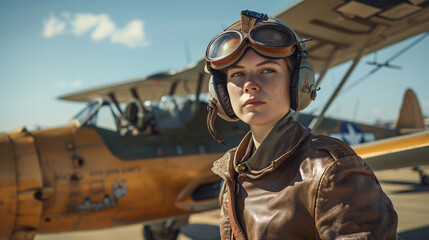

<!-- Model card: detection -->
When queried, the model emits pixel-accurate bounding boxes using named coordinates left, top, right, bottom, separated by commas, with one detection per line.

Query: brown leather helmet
left=206, top=10, right=318, bottom=143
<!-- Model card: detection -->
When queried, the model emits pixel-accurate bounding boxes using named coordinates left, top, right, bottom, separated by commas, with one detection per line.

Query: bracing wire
left=341, top=32, right=429, bottom=94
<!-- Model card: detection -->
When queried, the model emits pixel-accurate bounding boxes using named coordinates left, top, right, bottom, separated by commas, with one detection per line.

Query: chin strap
left=207, top=99, right=225, bottom=144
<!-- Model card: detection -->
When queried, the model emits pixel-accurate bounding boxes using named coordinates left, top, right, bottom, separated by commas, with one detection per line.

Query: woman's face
left=226, top=49, right=291, bottom=130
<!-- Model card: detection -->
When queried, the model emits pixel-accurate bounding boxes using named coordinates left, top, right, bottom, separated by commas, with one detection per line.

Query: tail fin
left=395, top=89, right=425, bottom=134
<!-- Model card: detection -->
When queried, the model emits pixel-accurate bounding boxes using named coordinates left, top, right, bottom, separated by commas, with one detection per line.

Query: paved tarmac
left=375, top=166, right=429, bottom=239
left=35, top=166, right=429, bottom=240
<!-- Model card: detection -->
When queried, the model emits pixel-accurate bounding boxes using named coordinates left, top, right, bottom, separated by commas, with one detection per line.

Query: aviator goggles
left=206, top=23, right=298, bottom=70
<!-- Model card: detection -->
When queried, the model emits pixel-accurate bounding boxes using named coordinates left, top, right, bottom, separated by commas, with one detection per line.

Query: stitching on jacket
left=313, top=160, right=336, bottom=240
left=212, top=148, right=237, bottom=180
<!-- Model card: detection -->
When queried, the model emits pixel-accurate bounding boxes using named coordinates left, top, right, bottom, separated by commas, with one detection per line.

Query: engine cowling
left=0, top=128, right=43, bottom=240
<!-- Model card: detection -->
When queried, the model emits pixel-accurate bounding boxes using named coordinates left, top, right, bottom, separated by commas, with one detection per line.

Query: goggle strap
left=207, top=99, right=225, bottom=144
left=241, top=12, right=258, bottom=33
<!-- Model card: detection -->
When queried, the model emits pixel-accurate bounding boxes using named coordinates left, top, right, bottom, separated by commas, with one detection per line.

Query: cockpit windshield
left=71, top=98, right=119, bottom=132
left=71, top=94, right=210, bottom=133
left=72, top=99, right=103, bottom=126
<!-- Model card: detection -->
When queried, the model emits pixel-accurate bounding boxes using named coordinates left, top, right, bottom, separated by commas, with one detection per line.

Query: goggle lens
left=207, top=32, right=242, bottom=60
left=251, top=26, right=294, bottom=47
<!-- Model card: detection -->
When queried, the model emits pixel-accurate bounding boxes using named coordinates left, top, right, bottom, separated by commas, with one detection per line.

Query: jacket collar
left=234, top=112, right=310, bottom=178
left=212, top=112, right=311, bottom=181
left=212, top=146, right=237, bottom=182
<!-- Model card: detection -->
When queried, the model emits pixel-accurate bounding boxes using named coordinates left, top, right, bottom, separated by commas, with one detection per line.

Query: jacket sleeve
left=314, top=155, right=398, bottom=240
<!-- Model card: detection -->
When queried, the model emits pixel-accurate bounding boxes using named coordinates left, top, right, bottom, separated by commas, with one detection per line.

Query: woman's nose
left=243, top=75, right=260, bottom=93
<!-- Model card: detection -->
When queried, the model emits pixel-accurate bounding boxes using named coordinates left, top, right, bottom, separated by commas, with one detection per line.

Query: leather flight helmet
left=206, top=10, right=318, bottom=143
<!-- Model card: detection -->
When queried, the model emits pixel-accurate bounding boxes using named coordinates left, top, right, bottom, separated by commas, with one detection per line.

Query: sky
left=1, top=0, right=428, bottom=132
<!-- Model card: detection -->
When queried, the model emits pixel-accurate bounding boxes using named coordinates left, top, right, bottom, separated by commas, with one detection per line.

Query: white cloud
left=61, top=12, right=71, bottom=19
left=111, top=20, right=149, bottom=48
left=71, top=13, right=100, bottom=35
left=91, top=14, right=116, bottom=41
left=55, top=79, right=82, bottom=89
left=43, top=16, right=66, bottom=38
left=42, top=13, right=149, bottom=48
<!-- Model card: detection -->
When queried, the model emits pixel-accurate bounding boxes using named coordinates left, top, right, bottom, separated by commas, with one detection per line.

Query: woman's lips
left=243, top=99, right=265, bottom=108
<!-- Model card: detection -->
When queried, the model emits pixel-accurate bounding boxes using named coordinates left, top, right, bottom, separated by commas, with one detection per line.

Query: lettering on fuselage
left=74, top=178, right=127, bottom=212
left=329, top=122, right=376, bottom=145
left=89, top=166, right=141, bottom=177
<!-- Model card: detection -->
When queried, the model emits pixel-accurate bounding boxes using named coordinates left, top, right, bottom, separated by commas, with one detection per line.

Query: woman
left=205, top=10, right=398, bottom=240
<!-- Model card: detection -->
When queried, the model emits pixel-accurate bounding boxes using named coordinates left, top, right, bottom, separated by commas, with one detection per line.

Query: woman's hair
left=284, top=56, right=295, bottom=74
left=219, top=55, right=295, bottom=83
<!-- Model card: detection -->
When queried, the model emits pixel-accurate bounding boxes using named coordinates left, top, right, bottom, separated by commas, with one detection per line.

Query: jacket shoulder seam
left=309, top=135, right=356, bottom=161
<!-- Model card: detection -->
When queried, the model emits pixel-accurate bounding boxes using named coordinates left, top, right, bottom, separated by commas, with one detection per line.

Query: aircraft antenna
left=184, top=41, right=191, bottom=64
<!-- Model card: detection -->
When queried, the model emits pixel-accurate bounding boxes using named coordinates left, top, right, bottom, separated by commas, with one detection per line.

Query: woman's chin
left=240, top=111, right=288, bottom=129
left=241, top=114, right=274, bottom=127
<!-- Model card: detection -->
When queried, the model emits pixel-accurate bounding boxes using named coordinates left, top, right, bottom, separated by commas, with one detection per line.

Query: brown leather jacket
left=212, top=114, right=398, bottom=240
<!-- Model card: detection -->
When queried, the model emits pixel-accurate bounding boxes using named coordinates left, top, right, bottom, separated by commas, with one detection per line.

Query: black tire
left=421, top=175, right=428, bottom=186
left=143, top=225, right=179, bottom=240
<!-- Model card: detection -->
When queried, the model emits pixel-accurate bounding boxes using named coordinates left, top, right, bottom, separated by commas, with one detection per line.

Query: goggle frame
left=206, top=23, right=298, bottom=70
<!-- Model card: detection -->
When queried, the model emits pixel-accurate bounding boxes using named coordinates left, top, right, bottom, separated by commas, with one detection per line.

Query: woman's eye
left=231, top=72, right=244, bottom=78
left=261, top=68, right=275, bottom=74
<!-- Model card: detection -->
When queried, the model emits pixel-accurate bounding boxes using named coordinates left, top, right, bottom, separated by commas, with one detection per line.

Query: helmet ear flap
left=207, top=71, right=239, bottom=144
left=208, top=71, right=239, bottom=122
left=289, top=53, right=317, bottom=111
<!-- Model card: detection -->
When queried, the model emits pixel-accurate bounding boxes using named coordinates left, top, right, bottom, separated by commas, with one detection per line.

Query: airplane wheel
left=143, top=225, right=179, bottom=240
left=421, top=175, right=429, bottom=186
left=412, top=167, right=428, bottom=185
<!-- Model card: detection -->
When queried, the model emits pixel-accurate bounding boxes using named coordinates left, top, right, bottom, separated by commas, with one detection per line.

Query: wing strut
left=309, top=25, right=386, bottom=132
left=131, top=87, right=147, bottom=111
left=109, top=92, right=123, bottom=115
left=169, top=80, right=179, bottom=96
left=194, top=73, right=204, bottom=102
left=315, top=47, right=339, bottom=88
left=131, top=88, right=142, bottom=101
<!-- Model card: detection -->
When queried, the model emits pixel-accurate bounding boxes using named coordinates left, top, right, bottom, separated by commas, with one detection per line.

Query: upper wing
left=59, top=58, right=210, bottom=103
left=60, top=0, right=429, bottom=103
left=274, top=0, right=429, bottom=73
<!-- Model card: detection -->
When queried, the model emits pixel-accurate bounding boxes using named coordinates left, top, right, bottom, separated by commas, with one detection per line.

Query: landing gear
left=412, top=167, right=429, bottom=185
left=143, top=217, right=189, bottom=240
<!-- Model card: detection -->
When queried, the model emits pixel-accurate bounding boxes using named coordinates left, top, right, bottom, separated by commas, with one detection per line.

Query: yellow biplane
left=1, top=0, right=428, bottom=239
